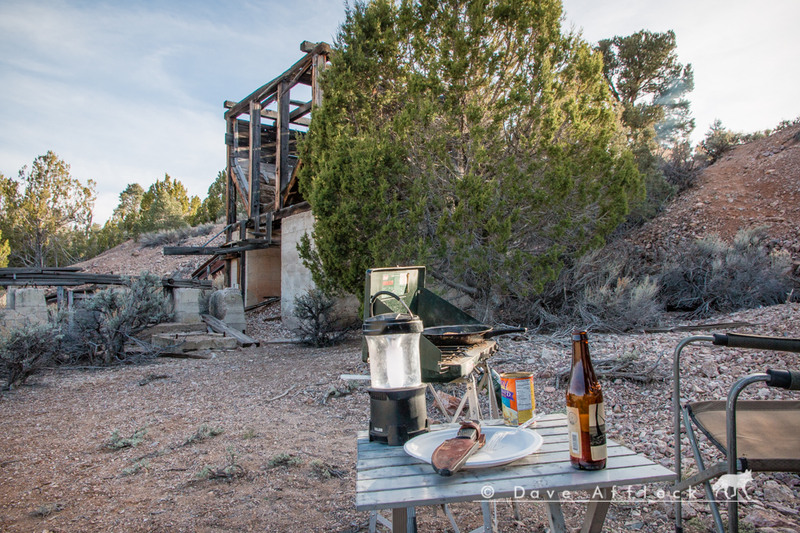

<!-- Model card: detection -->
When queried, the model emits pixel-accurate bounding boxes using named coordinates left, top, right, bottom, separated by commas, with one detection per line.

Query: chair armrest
left=766, top=369, right=800, bottom=390
left=713, top=333, right=800, bottom=353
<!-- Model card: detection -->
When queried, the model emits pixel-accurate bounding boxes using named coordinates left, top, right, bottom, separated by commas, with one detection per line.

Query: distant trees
left=598, top=30, right=694, bottom=148
left=300, top=0, right=641, bottom=318
left=0, top=152, right=96, bottom=267
left=137, top=174, right=196, bottom=232
left=0, top=230, right=9, bottom=268
left=597, top=29, right=696, bottom=223
left=0, top=151, right=226, bottom=267
left=189, top=170, right=226, bottom=226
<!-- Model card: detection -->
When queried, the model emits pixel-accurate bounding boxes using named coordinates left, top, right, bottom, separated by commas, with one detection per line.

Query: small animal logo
left=712, top=470, right=753, bottom=499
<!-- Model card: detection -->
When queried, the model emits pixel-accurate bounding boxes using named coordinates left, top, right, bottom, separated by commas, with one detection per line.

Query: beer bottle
left=566, top=330, right=607, bottom=470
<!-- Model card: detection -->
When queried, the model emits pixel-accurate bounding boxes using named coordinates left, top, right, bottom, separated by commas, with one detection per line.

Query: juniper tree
left=299, top=0, right=642, bottom=320
left=0, top=152, right=95, bottom=267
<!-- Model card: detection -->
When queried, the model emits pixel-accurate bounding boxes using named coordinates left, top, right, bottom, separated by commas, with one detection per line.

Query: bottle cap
left=572, top=330, right=588, bottom=341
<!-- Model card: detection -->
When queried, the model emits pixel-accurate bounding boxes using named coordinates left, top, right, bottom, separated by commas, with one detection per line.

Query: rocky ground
left=629, top=124, right=800, bottom=274
left=1, top=301, right=798, bottom=532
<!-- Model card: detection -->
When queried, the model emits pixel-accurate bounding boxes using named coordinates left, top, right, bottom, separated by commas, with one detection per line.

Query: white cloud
left=0, top=0, right=343, bottom=222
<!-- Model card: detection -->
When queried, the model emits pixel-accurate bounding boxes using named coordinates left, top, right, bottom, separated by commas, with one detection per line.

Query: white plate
left=403, top=426, right=543, bottom=469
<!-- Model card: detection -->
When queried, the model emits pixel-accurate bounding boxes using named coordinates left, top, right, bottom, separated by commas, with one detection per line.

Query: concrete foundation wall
left=171, top=288, right=203, bottom=324
left=0, top=288, right=49, bottom=333
left=281, top=210, right=316, bottom=330
left=280, top=210, right=359, bottom=330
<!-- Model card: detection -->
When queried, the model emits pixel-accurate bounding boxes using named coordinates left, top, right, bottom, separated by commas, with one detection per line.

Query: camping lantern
left=363, top=291, right=429, bottom=445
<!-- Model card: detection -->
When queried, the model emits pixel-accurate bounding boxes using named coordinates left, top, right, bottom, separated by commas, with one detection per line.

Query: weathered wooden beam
left=312, top=52, right=327, bottom=108
left=300, top=40, right=318, bottom=53
left=272, top=201, right=311, bottom=220
left=275, top=79, right=290, bottom=212
left=163, top=241, right=273, bottom=256
left=229, top=119, right=250, bottom=215
left=289, top=100, right=313, bottom=122
left=223, top=43, right=329, bottom=120
left=249, top=101, right=262, bottom=227
left=259, top=109, right=310, bottom=127
left=201, top=314, right=260, bottom=347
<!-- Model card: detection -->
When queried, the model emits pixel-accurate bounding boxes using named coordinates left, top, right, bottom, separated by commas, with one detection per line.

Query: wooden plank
left=312, top=51, right=327, bottom=108
left=356, top=463, right=674, bottom=511
left=163, top=242, right=272, bottom=256
left=201, top=314, right=260, bottom=347
left=289, top=100, right=312, bottom=121
left=260, top=109, right=311, bottom=127
left=275, top=79, right=290, bottom=212
left=249, top=100, right=262, bottom=227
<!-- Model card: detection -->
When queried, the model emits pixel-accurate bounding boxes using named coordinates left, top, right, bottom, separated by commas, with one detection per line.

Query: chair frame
left=672, top=333, right=800, bottom=533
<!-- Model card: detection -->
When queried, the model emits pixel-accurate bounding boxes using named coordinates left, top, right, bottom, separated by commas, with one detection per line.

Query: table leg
left=391, top=507, right=416, bottom=533
left=581, top=487, right=611, bottom=533
left=546, top=501, right=567, bottom=533
left=480, top=500, right=497, bottom=532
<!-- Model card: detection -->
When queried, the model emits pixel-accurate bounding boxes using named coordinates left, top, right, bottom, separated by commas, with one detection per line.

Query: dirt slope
left=629, top=124, right=800, bottom=268
left=72, top=224, right=226, bottom=279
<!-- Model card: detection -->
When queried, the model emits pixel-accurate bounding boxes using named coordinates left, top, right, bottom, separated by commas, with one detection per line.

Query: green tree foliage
left=190, top=170, right=227, bottom=225
left=113, top=183, right=146, bottom=237
left=597, top=30, right=695, bottom=227
left=699, top=119, right=742, bottom=163
left=597, top=30, right=694, bottom=147
left=0, top=152, right=96, bottom=267
left=299, top=0, right=642, bottom=318
left=138, top=174, right=197, bottom=232
left=0, top=228, right=9, bottom=267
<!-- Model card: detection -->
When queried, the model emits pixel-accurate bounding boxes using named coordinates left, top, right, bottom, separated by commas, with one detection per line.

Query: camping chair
left=672, top=333, right=800, bottom=533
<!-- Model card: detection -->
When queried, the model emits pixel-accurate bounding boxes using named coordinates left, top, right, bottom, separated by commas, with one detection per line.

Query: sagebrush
left=66, top=273, right=172, bottom=364
left=660, top=228, right=793, bottom=317
left=292, top=289, right=356, bottom=347
left=0, top=322, right=62, bottom=390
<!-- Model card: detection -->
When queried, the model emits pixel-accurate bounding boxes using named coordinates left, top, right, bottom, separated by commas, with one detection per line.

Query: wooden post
left=275, top=80, right=290, bottom=212
left=225, top=116, right=236, bottom=287
left=249, top=101, right=262, bottom=234
left=312, top=52, right=326, bottom=108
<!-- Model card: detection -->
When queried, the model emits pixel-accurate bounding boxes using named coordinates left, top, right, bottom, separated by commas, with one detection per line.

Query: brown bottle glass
left=566, top=330, right=607, bottom=470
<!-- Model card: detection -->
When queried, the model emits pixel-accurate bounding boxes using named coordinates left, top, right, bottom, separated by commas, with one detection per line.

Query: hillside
left=629, top=123, right=800, bottom=273
left=72, top=224, right=226, bottom=279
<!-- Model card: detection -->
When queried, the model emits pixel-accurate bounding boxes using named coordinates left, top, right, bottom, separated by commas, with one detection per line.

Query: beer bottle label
left=588, top=401, right=607, bottom=461
left=566, top=406, right=580, bottom=457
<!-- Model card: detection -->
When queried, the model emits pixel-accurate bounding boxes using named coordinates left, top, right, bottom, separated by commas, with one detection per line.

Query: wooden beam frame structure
left=219, top=40, right=329, bottom=296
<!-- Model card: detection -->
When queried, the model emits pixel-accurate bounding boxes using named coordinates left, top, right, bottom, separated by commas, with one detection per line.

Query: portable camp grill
left=363, top=266, right=499, bottom=383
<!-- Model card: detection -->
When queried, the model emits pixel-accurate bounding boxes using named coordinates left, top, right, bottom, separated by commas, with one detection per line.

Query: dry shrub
left=292, top=289, right=357, bottom=347
left=659, top=228, right=794, bottom=317
left=0, top=322, right=62, bottom=390
left=519, top=242, right=664, bottom=333
left=139, top=223, right=216, bottom=248
left=67, top=273, right=172, bottom=364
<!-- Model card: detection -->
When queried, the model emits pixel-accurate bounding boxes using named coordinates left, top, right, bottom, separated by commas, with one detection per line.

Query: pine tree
left=300, top=0, right=641, bottom=319
left=0, top=152, right=95, bottom=267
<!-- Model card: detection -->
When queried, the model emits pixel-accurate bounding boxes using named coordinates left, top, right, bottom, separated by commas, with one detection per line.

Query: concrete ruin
left=0, top=288, right=49, bottom=333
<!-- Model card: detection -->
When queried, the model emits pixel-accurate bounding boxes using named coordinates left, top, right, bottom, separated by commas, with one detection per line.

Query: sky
left=1, top=0, right=798, bottom=224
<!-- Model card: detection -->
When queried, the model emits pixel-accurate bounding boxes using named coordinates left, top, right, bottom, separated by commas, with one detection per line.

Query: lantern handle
left=369, top=290, right=414, bottom=318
